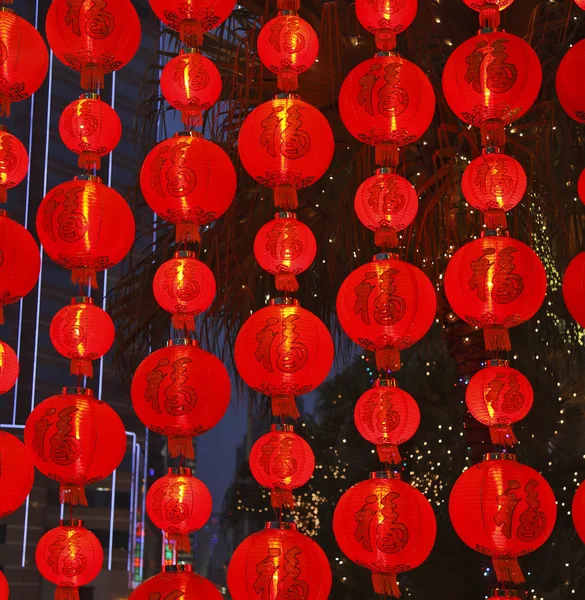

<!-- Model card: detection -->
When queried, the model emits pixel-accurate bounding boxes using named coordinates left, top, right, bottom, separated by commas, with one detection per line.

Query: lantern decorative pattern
left=563, top=252, right=585, bottom=328
left=449, top=453, right=556, bottom=583
left=333, top=471, right=436, bottom=596
left=253, top=212, right=317, bottom=292
left=249, top=424, right=315, bottom=508
left=131, top=339, right=231, bottom=460
left=0, top=125, right=28, bottom=202
left=228, top=522, right=332, bottom=600
left=235, top=298, right=334, bottom=419
left=0, top=340, right=18, bottom=395
left=24, top=387, right=127, bottom=506
left=0, top=431, right=34, bottom=518
left=146, top=467, right=212, bottom=552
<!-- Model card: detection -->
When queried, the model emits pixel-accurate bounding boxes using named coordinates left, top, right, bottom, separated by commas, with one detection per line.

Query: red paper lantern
left=354, top=378, right=420, bottom=463
left=140, top=132, right=236, bottom=243
left=355, top=0, right=417, bottom=50
left=0, top=125, right=28, bottom=203
left=46, top=0, right=141, bottom=90
left=147, top=0, right=236, bottom=47
left=59, top=94, right=122, bottom=171
left=354, top=169, right=418, bottom=249
left=0, top=210, right=40, bottom=324
left=130, top=565, right=222, bottom=600
left=131, top=339, right=230, bottom=459
left=50, top=297, right=115, bottom=378
left=257, top=13, right=319, bottom=91
left=0, top=431, right=34, bottom=518
left=238, top=94, right=334, bottom=209
left=579, top=168, right=585, bottom=206
left=249, top=424, right=315, bottom=508
left=333, top=471, right=436, bottom=597
left=449, top=453, right=556, bottom=583
left=461, top=151, right=526, bottom=229
left=336, top=253, right=436, bottom=372
left=146, top=467, right=212, bottom=552
left=444, top=233, right=547, bottom=351
left=153, top=251, right=216, bottom=332
left=466, top=360, right=533, bottom=446
left=24, top=387, right=126, bottom=506
left=234, top=298, right=334, bottom=419
left=572, top=481, right=585, bottom=543
left=442, top=31, right=541, bottom=146
left=563, top=252, right=585, bottom=328
left=0, top=571, right=7, bottom=599
left=576, top=0, right=585, bottom=9
left=36, top=519, right=103, bottom=599
left=253, top=212, right=316, bottom=292
left=36, top=175, right=135, bottom=289
left=0, top=340, right=18, bottom=395
left=339, top=53, right=435, bottom=167
left=556, top=40, right=585, bottom=124
left=228, top=522, right=331, bottom=600
left=0, top=9, right=49, bottom=116
left=160, top=50, right=222, bottom=127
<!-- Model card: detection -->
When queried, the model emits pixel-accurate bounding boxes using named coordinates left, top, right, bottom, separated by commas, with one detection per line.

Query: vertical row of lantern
left=441, top=1, right=557, bottom=597
left=14, top=2, right=142, bottom=599
left=127, top=1, right=237, bottom=598
left=332, top=2, right=437, bottom=597
left=0, top=6, right=49, bottom=596
left=227, top=2, right=334, bottom=598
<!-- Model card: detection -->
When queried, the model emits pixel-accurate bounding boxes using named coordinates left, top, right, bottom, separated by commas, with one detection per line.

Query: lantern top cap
left=482, top=146, right=503, bottom=155
left=168, top=467, right=193, bottom=476
left=173, top=250, right=197, bottom=259
left=490, top=591, right=520, bottom=598
left=273, top=93, right=300, bottom=101
left=274, top=212, right=297, bottom=220
left=478, top=26, right=504, bottom=34
left=75, top=174, right=102, bottom=183
left=174, top=131, right=202, bottom=139
left=0, top=125, right=8, bottom=133
left=270, top=424, right=294, bottom=433
left=375, top=167, right=398, bottom=176
left=373, top=252, right=400, bottom=262
left=483, top=452, right=517, bottom=462
left=180, top=47, right=201, bottom=56
left=375, top=51, right=400, bottom=58
left=374, top=378, right=397, bottom=388
left=79, top=92, right=100, bottom=100
left=270, top=298, right=300, bottom=307
left=279, top=9, right=298, bottom=15
left=480, top=228, right=510, bottom=238
left=167, top=338, right=199, bottom=348
left=162, top=564, right=194, bottom=573
left=60, top=519, right=84, bottom=527
left=71, top=296, right=93, bottom=305
left=370, top=470, right=401, bottom=480
left=61, top=387, right=94, bottom=397
left=0, top=209, right=7, bottom=218
left=264, top=521, right=297, bottom=531
left=486, top=359, right=509, bottom=368
left=0, top=7, right=14, bottom=14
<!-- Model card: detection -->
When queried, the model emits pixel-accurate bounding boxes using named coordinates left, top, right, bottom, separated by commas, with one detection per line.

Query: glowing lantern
left=556, top=40, right=585, bottom=124
left=579, top=169, right=585, bottom=206
left=572, top=481, right=585, bottom=544
left=563, top=252, right=585, bottom=328
left=0, top=431, right=34, bottom=518
left=0, top=125, right=28, bottom=202
left=130, top=565, right=222, bottom=600
left=0, top=340, right=18, bottom=395
left=0, top=571, right=7, bottom=599
left=355, top=0, right=417, bottom=50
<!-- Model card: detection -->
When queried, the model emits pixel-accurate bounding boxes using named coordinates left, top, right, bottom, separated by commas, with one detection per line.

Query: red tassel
left=372, top=572, right=400, bottom=597
left=181, top=105, right=203, bottom=128
left=0, top=306, right=4, bottom=325
left=179, top=19, right=204, bottom=47
left=273, top=184, right=298, bottom=210
left=70, top=358, right=93, bottom=379
left=171, top=313, right=196, bottom=332
left=481, top=121, right=506, bottom=148
left=55, top=587, right=80, bottom=600
left=71, top=267, right=98, bottom=289
left=479, top=3, right=500, bottom=28
left=492, top=557, right=525, bottom=584
left=375, top=143, right=399, bottom=168
left=375, top=226, right=399, bottom=250
left=275, top=272, right=299, bottom=292
left=376, top=347, right=401, bottom=372
left=375, top=28, right=396, bottom=51
left=78, top=151, right=101, bottom=171
left=484, top=209, right=507, bottom=230
left=271, top=394, right=300, bottom=419
left=484, top=326, right=511, bottom=351
left=277, top=0, right=300, bottom=9
left=0, top=185, right=7, bottom=203
left=176, top=222, right=201, bottom=244
left=60, top=484, right=88, bottom=507
left=167, top=532, right=191, bottom=553
left=81, top=63, right=105, bottom=91
left=377, top=443, right=401, bottom=464
left=168, top=435, right=195, bottom=460
left=489, top=423, right=517, bottom=447
left=0, top=93, right=10, bottom=118
left=271, top=488, right=295, bottom=509
left=277, top=67, right=299, bottom=92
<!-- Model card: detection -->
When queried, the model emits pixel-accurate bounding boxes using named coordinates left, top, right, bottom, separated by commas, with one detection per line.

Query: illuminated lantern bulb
left=0, top=210, right=40, bottom=324
left=354, top=378, right=420, bottom=463
left=0, top=340, right=19, bottom=395
left=465, top=360, right=533, bottom=446
left=444, top=232, right=546, bottom=351
left=146, top=467, right=212, bottom=552
left=0, top=125, right=28, bottom=203
left=24, top=387, right=126, bottom=506
left=50, top=297, right=115, bottom=378
left=355, top=0, right=417, bottom=50
left=333, top=471, right=436, bottom=596
left=130, top=565, right=222, bottom=600
left=449, top=453, right=556, bottom=583
left=238, top=94, right=334, bottom=210
left=228, top=522, right=332, bottom=600
left=461, top=0, right=516, bottom=28
left=253, top=212, right=317, bottom=292
left=572, top=480, right=585, bottom=543
left=249, top=424, right=314, bottom=508
left=59, top=94, right=122, bottom=171
left=563, top=252, right=585, bottom=328
left=0, top=431, right=34, bottom=518
left=160, top=50, right=222, bottom=128
left=354, top=169, right=418, bottom=249
left=556, top=40, right=585, bottom=124
left=235, top=298, right=334, bottom=419
left=36, top=519, right=103, bottom=600
left=0, top=571, right=7, bottom=599
left=257, top=13, right=319, bottom=91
